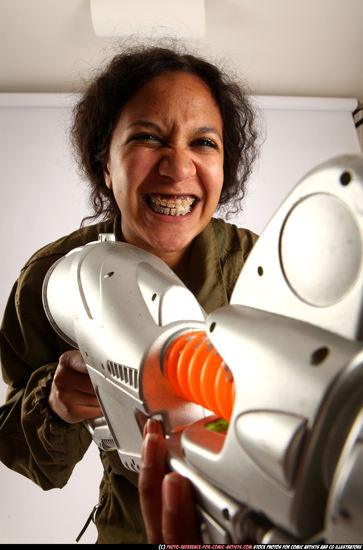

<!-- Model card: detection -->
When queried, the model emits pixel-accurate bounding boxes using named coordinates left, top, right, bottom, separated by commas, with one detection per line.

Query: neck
left=158, top=247, right=190, bottom=283
left=119, top=224, right=191, bottom=282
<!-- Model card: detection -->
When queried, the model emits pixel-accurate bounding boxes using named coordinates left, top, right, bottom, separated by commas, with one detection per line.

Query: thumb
left=59, top=349, right=88, bottom=373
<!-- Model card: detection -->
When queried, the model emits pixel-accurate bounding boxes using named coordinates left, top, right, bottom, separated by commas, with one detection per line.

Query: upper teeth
left=148, top=195, right=195, bottom=216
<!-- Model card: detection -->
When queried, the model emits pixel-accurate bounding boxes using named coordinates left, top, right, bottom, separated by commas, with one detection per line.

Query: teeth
left=147, top=195, right=195, bottom=216
left=150, top=195, right=195, bottom=207
left=151, top=204, right=191, bottom=216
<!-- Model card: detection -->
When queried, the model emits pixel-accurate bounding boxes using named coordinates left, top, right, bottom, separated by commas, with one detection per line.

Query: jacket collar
left=113, top=213, right=227, bottom=314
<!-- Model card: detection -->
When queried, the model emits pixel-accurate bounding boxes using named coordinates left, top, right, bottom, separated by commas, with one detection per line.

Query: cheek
left=204, top=160, right=224, bottom=198
left=112, top=155, right=155, bottom=211
left=110, top=160, right=138, bottom=202
left=123, top=151, right=156, bottom=184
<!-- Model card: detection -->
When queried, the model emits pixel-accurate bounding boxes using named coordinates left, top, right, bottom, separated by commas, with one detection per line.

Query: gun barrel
left=163, top=330, right=235, bottom=421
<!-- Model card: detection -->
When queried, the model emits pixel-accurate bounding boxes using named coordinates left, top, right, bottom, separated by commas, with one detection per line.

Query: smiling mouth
left=145, top=194, right=196, bottom=216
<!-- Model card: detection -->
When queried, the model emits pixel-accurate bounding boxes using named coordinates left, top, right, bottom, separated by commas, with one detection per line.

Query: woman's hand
left=48, top=350, right=102, bottom=424
left=139, top=418, right=201, bottom=544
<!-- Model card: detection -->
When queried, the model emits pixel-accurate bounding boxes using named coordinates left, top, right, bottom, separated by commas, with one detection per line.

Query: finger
left=162, top=473, right=201, bottom=543
left=50, top=382, right=103, bottom=423
left=143, top=417, right=164, bottom=438
left=59, top=350, right=88, bottom=373
left=53, top=365, right=97, bottom=397
left=52, top=367, right=101, bottom=411
left=49, top=351, right=102, bottom=423
left=55, top=356, right=96, bottom=396
left=139, top=431, right=168, bottom=543
left=66, top=403, right=103, bottom=422
left=49, top=393, right=102, bottom=424
left=55, top=386, right=101, bottom=408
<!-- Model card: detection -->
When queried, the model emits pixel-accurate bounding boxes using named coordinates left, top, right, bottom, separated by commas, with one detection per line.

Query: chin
left=149, top=228, right=195, bottom=252
left=150, top=235, right=191, bottom=255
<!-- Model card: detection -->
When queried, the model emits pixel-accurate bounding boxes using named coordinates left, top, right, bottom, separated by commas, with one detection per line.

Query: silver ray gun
left=43, top=155, right=363, bottom=543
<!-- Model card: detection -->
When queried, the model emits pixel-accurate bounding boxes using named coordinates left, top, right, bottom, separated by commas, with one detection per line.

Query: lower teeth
left=151, top=204, right=191, bottom=216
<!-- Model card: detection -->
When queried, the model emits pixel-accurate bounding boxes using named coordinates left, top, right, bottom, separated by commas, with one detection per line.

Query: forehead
left=118, top=71, right=222, bottom=126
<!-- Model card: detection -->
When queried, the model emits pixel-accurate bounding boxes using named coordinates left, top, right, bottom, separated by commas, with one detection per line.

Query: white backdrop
left=0, top=93, right=361, bottom=543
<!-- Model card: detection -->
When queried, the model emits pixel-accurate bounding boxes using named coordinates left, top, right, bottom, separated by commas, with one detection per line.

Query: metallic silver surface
left=231, top=154, right=363, bottom=341
left=43, top=154, right=363, bottom=543
left=326, top=408, right=363, bottom=543
left=43, top=240, right=207, bottom=470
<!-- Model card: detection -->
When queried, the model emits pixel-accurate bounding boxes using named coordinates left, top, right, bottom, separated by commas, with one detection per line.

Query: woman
left=0, top=44, right=259, bottom=543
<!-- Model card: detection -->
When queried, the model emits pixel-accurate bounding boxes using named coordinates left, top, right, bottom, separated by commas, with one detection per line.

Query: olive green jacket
left=0, top=214, right=257, bottom=543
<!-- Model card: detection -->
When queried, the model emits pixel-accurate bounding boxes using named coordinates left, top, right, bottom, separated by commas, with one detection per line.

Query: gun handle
left=84, top=416, right=117, bottom=451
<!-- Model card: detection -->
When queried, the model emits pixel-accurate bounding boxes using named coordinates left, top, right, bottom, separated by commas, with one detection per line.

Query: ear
left=104, top=163, right=112, bottom=189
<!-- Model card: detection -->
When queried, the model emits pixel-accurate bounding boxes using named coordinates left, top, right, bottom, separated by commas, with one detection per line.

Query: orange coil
left=163, top=330, right=235, bottom=421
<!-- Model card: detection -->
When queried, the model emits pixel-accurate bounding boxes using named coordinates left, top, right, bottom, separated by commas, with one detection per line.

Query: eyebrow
left=128, top=120, right=223, bottom=141
left=127, top=120, right=162, bottom=132
left=195, top=126, right=223, bottom=141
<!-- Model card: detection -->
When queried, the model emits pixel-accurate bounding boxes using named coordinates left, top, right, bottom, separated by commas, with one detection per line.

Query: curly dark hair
left=71, top=43, right=259, bottom=221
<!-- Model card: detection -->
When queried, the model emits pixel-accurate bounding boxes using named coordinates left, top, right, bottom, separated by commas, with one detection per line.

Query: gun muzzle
left=163, top=330, right=235, bottom=421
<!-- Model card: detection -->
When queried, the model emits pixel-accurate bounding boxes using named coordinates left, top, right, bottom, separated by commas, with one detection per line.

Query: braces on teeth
left=148, top=195, right=195, bottom=216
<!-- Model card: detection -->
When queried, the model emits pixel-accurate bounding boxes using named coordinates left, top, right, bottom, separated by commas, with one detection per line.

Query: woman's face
left=104, top=71, right=224, bottom=264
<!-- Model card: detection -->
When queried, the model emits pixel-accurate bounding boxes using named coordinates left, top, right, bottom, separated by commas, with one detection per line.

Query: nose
left=158, top=148, right=196, bottom=181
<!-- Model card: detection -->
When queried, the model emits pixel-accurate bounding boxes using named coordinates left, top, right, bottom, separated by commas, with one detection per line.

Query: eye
left=191, top=137, right=218, bottom=149
left=128, top=132, right=162, bottom=144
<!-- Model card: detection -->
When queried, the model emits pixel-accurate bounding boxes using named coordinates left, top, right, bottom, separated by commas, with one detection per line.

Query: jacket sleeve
left=0, top=261, right=92, bottom=490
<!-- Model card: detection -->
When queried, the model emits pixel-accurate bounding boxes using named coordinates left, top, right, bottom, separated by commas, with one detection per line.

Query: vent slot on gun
left=106, top=360, right=139, bottom=390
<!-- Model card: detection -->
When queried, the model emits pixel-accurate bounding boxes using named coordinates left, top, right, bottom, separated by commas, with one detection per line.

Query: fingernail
left=163, top=473, right=182, bottom=514
left=142, top=432, right=158, bottom=467
left=144, top=417, right=163, bottom=438
left=147, top=417, right=157, bottom=433
left=143, top=419, right=150, bottom=438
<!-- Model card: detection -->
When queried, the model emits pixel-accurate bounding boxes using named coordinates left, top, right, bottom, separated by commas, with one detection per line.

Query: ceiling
left=0, top=0, right=362, bottom=102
